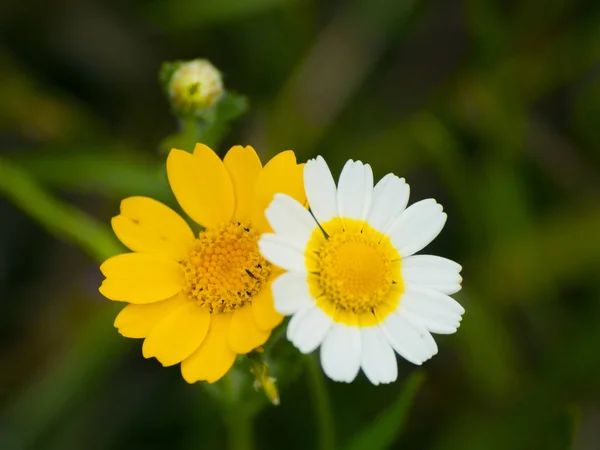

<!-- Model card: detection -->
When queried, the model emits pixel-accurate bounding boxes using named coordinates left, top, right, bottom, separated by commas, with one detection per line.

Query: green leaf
left=160, top=91, right=249, bottom=152
left=343, top=372, right=426, bottom=450
left=198, top=92, right=249, bottom=148
left=214, top=91, right=249, bottom=122
left=158, top=60, right=184, bottom=95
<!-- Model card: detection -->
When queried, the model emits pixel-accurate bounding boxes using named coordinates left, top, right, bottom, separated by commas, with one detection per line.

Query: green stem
left=222, top=373, right=254, bottom=450
left=225, top=408, right=253, bottom=450
left=305, top=355, right=335, bottom=450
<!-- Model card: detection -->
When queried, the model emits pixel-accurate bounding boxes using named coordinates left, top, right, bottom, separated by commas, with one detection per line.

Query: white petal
left=380, top=311, right=437, bottom=365
left=388, top=199, right=447, bottom=257
left=360, top=164, right=374, bottom=220
left=401, top=255, right=463, bottom=295
left=367, top=174, right=410, bottom=234
left=398, top=285, right=464, bottom=335
left=337, top=160, right=373, bottom=223
left=360, top=326, right=398, bottom=385
left=320, top=324, right=361, bottom=383
left=259, top=234, right=309, bottom=273
left=397, top=310, right=438, bottom=356
left=271, top=272, right=315, bottom=315
left=287, top=306, right=332, bottom=354
left=287, top=307, right=310, bottom=339
left=304, top=156, right=338, bottom=226
left=265, top=194, right=318, bottom=251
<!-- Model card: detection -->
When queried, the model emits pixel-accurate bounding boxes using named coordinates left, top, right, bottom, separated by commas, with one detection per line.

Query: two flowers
left=99, top=144, right=463, bottom=385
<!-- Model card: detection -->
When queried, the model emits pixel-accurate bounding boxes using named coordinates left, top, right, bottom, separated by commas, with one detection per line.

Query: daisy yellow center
left=307, top=219, right=402, bottom=325
left=181, top=221, right=271, bottom=314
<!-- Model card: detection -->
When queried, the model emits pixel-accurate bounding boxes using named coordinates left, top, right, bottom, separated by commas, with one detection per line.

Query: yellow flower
left=99, top=144, right=306, bottom=383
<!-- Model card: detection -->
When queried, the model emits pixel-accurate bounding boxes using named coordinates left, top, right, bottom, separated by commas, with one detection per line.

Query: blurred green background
left=1, top=0, right=600, bottom=449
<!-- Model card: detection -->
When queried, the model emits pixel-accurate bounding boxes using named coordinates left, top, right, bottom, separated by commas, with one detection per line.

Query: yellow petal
left=166, top=144, right=234, bottom=228
left=114, top=294, right=187, bottom=338
left=99, top=253, right=184, bottom=303
left=251, top=151, right=306, bottom=233
left=142, top=301, right=211, bottom=366
left=111, top=196, right=194, bottom=262
left=228, top=304, right=270, bottom=354
left=223, top=145, right=262, bottom=222
left=252, top=277, right=284, bottom=331
left=181, top=313, right=236, bottom=383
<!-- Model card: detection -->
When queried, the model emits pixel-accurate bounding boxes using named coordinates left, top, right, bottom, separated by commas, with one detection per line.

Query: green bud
left=248, top=350, right=280, bottom=406
left=260, top=376, right=280, bottom=406
left=161, top=59, right=224, bottom=116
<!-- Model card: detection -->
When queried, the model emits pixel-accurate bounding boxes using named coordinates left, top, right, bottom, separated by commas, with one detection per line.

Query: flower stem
left=222, top=372, right=254, bottom=450
left=225, top=408, right=253, bottom=450
left=305, top=355, right=335, bottom=450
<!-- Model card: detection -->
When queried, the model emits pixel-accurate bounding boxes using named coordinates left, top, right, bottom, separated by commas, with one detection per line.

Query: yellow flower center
left=181, top=221, right=271, bottom=313
left=307, top=219, right=402, bottom=325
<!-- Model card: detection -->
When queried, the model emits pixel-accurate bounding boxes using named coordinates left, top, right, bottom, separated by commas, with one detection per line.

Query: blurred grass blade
left=343, top=372, right=425, bottom=450
left=0, top=157, right=122, bottom=260
left=0, top=157, right=128, bottom=448
left=10, top=149, right=170, bottom=202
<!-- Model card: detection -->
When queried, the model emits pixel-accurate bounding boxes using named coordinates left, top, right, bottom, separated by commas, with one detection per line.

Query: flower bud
left=248, top=350, right=280, bottom=405
left=163, top=59, right=224, bottom=115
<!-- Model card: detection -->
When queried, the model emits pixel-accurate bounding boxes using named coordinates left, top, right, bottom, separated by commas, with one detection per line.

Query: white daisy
left=258, top=156, right=464, bottom=385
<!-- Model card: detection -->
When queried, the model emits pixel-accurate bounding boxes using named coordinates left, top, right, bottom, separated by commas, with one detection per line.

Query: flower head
left=99, top=144, right=305, bottom=383
left=259, top=157, right=464, bottom=385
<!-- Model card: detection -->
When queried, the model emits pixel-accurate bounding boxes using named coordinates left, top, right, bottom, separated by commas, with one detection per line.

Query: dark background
left=1, top=0, right=600, bottom=449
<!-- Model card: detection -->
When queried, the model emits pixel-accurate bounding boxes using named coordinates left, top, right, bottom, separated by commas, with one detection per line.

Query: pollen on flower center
left=181, top=221, right=271, bottom=314
left=308, top=219, right=402, bottom=319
